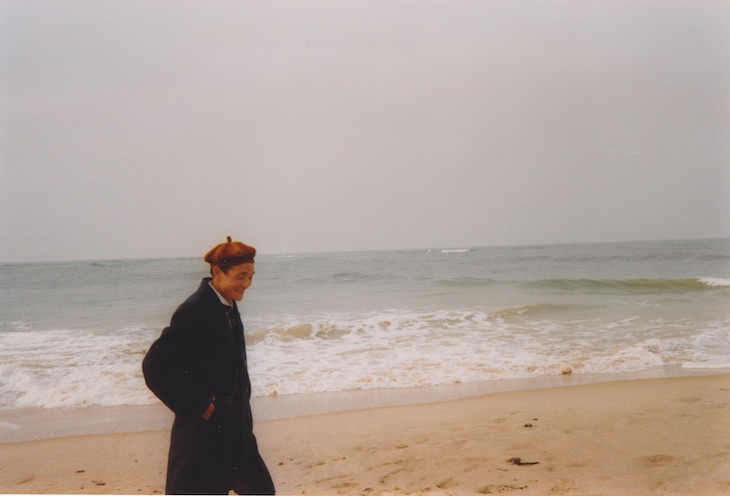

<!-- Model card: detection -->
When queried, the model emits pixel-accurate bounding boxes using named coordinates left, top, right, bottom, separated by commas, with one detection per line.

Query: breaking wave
left=523, top=277, right=730, bottom=294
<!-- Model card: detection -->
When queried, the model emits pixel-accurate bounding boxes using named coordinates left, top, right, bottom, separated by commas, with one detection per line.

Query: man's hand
left=202, top=397, right=216, bottom=420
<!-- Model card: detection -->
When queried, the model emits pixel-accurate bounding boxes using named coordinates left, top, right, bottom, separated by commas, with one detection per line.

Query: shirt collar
left=208, top=281, right=232, bottom=307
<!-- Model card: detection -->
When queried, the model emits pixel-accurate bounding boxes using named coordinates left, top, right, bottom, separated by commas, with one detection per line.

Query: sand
left=1, top=374, right=728, bottom=495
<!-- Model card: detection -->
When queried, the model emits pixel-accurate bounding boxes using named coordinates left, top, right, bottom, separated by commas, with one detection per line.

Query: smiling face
left=211, top=263, right=255, bottom=304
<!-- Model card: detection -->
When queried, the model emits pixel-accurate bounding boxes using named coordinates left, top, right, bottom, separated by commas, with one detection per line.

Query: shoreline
left=1, top=366, right=727, bottom=444
left=1, top=373, right=728, bottom=495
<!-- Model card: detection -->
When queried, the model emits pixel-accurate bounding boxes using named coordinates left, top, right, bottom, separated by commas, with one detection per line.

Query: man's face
left=212, top=263, right=255, bottom=303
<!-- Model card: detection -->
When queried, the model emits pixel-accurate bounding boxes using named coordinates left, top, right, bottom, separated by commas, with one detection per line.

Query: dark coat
left=143, top=278, right=274, bottom=495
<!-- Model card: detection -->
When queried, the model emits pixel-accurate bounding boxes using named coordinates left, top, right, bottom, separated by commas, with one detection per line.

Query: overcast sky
left=1, top=0, right=729, bottom=262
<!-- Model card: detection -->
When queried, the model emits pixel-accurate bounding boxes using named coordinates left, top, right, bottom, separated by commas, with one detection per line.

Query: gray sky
left=2, top=0, right=729, bottom=263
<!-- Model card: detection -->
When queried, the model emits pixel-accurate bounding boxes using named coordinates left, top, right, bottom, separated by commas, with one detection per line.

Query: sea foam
left=1, top=239, right=728, bottom=410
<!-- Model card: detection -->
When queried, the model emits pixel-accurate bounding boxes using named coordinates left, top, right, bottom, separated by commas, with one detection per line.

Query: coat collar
left=199, top=277, right=233, bottom=310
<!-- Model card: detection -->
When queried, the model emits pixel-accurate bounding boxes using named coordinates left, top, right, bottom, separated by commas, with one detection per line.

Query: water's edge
left=2, top=365, right=726, bottom=443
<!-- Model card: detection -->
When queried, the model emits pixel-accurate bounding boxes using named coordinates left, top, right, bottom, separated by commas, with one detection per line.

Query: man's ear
left=211, top=265, right=222, bottom=279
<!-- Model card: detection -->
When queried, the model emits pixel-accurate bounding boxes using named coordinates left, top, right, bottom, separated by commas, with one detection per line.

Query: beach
left=1, top=374, right=728, bottom=495
left=1, top=242, right=728, bottom=494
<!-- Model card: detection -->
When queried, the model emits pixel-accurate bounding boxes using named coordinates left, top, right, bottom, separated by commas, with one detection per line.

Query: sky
left=1, top=0, right=729, bottom=263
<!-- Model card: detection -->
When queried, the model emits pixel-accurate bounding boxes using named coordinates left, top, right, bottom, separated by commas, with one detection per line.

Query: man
left=143, top=236, right=275, bottom=495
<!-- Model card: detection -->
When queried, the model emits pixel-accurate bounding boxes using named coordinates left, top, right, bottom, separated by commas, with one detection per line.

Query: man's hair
left=210, top=265, right=233, bottom=277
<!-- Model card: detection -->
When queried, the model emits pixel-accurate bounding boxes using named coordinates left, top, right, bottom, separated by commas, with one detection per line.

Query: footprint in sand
left=478, top=483, right=527, bottom=493
left=644, top=454, right=681, bottom=466
left=436, top=478, right=459, bottom=489
left=549, top=479, right=577, bottom=494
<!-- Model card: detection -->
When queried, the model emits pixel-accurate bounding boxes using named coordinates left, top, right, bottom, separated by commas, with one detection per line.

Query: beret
left=204, top=236, right=256, bottom=267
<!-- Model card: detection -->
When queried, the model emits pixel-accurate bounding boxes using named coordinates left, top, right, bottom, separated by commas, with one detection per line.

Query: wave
left=246, top=317, right=730, bottom=398
left=3, top=308, right=728, bottom=409
left=0, top=327, right=158, bottom=409
left=523, top=277, right=730, bottom=294
left=89, top=260, right=128, bottom=267
left=433, top=276, right=730, bottom=294
left=698, top=277, right=730, bottom=287
left=437, top=276, right=497, bottom=288
left=490, top=303, right=598, bottom=319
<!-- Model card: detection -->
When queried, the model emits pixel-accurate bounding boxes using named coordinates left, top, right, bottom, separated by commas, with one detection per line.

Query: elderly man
left=143, top=237, right=275, bottom=495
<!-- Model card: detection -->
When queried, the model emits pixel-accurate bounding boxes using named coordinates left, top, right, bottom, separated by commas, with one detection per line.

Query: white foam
left=246, top=309, right=728, bottom=398
left=0, top=327, right=158, bottom=409
left=698, top=277, right=730, bottom=287
left=681, top=362, right=730, bottom=369
left=0, top=421, right=20, bottom=431
left=2, top=308, right=728, bottom=408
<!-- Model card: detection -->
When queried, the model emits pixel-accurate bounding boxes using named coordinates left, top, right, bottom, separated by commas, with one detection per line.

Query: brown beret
left=204, top=236, right=256, bottom=267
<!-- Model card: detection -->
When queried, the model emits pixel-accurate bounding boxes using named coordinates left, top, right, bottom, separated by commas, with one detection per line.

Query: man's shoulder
left=180, top=278, right=216, bottom=306
left=171, top=279, right=218, bottom=320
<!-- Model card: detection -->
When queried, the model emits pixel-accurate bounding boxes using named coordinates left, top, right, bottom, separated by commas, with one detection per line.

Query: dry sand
left=1, top=374, right=728, bottom=495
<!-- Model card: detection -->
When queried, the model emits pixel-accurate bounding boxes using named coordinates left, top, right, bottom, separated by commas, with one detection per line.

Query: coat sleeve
left=142, top=309, right=213, bottom=420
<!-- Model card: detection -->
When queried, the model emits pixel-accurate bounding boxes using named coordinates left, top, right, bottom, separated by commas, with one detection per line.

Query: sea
left=1, top=238, right=729, bottom=440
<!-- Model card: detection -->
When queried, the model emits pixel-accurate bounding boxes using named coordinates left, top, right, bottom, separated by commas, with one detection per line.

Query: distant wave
left=698, top=277, right=730, bottom=287
left=435, top=276, right=730, bottom=293
left=437, top=276, right=497, bottom=288
left=90, top=261, right=122, bottom=267
left=440, top=249, right=471, bottom=253
left=524, top=277, right=730, bottom=294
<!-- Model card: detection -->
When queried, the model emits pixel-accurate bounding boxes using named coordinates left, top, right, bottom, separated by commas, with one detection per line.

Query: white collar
left=209, top=281, right=232, bottom=307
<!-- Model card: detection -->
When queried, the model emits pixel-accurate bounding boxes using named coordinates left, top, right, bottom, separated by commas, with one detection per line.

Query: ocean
left=1, top=238, right=729, bottom=437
